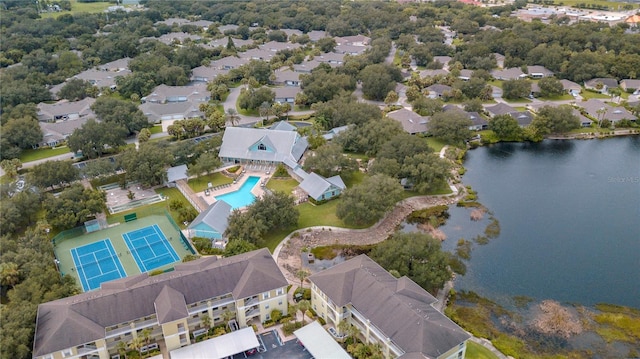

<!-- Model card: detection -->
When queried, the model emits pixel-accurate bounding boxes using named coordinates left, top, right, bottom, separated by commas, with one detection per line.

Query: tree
left=116, top=342, right=128, bottom=359
left=200, top=314, right=212, bottom=330
left=532, top=105, right=580, bottom=134
left=411, top=44, right=433, bottom=67
left=0, top=262, right=21, bottom=288
left=297, top=299, right=311, bottom=325
left=118, top=142, right=172, bottom=187
left=316, top=37, right=337, bottom=53
left=129, top=336, right=144, bottom=358
left=464, top=98, right=484, bottom=113
left=58, top=78, right=95, bottom=101
left=2, top=117, right=43, bottom=150
left=490, top=114, right=523, bottom=140
left=188, top=152, right=221, bottom=178
left=82, top=158, right=117, bottom=179
left=538, top=77, right=564, bottom=98
left=225, top=108, right=240, bottom=127
left=303, top=142, right=358, bottom=178
left=91, top=97, right=151, bottom=135
left=68, top=120, right=128, bottom=159
left=237, top=87, right=275, bottom=111
left=359, top=64, right=402, bottom=101
left=401, top=152, right=451, bottom=193
left=370, top=232, right=452, bottom=294
left=43, top=184, right=106, bottom=229
left=300, top=68, right=356, bottom=105
left=427, top=111, right=473, bottom=145
left=337, top=118, right=404, bottom=156
left=0, top=159, right=22, bottom=178
left=411, top=96, right=444, bottom=116
left=296, top=269, right=309, bottom=289
left=29, top=160, right=79, bottom=189
left=311, top=94, right=381, bottom=129
left=384, top=90, right=399, bottom=106
left=224, top=239, right=259, bottom=257
left=502, top=79, right=532, bottom=100
left=336, top=174, right=404, bottom=226
left=137, top=128, right=151, bottom=143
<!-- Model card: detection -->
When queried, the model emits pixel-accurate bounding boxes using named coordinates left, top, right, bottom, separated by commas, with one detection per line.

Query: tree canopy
left=118, top=142, right=172, bottom=187
left=336, top=174, right=404, bottom=226
left=43, top=184, right=106, bottom=230
left=427, top=111, right=473, bottom=145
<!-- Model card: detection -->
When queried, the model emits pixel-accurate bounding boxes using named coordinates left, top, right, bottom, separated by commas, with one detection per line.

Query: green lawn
left=39, top=0, right=112, bottom=18
left=465, top=341, right=500, bottom=359
left=149, top=125, right=163, bottom=134
left=581, top=91, right=612, bottom=100
left=266, top=178, right=299, bottom=194
left=343, top=171, right=365, bottom=188
left=548, top=0, right=637, bottom=9
left=18, top=146, right=72, bottom=162
left=425, top=137, right=447, bottom=152
left=188, top=172, right=234, bottom=192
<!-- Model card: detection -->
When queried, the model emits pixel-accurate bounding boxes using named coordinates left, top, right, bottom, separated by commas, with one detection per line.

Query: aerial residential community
left=1, top=1, right=639, bottom=359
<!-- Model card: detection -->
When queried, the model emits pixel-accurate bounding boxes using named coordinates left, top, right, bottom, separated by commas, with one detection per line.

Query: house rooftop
left=386, top=108, right=429, bottom=134
left=298, top=172, right=346, bottom=201
left=188, top=200, right=232, bottom=235
left=309, top=255, right=470, bottom=358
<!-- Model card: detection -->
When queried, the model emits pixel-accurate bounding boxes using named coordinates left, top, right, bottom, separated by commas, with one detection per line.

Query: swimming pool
left=215, top=176, right=260, bottom=209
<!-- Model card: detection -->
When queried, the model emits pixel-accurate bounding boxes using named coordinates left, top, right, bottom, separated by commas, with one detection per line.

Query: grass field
left=266, top=178, right=299, bottom=194
left=426, top=137, right=447, bottom=152
left=19, top=146, right=72, bottom=162
left=149, top=125, right=163, bottom=134
left=549, top=0, right=637, bottom=10
left=188, top=172, right=234, bottom=192
left=39, top=0, right=112, bottom=19
left=465, top=341, right=500, bottom=359
left=581, top=91, right=612, bottom=100
left=107, top=188, right=194, bottom=230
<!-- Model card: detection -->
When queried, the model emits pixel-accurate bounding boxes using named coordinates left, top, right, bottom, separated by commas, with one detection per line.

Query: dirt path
left=275, top=186, right=465, bottom=284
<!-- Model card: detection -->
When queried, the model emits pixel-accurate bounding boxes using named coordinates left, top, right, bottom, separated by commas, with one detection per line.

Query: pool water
left=215, top=176, right=260, bottom=209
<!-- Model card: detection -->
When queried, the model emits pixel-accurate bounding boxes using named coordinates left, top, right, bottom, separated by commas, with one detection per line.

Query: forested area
left=1, top=0, right=640, bottom=357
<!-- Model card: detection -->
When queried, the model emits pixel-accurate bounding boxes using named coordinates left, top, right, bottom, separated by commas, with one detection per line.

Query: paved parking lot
left=230, top=330, right=313, bottom=359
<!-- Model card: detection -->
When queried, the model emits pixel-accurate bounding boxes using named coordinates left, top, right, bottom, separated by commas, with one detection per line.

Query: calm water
left=442, top=137, right=640, bottom=308
left=214, top=176, right=259, bottom=209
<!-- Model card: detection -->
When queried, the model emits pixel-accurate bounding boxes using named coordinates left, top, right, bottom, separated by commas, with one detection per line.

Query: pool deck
left=197, top=169, right=272, bottom=208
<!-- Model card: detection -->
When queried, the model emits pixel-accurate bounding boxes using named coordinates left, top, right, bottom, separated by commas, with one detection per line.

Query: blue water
left=441, top=137, right=640, bottom=308
left=215, top=176, right=260, bottom=209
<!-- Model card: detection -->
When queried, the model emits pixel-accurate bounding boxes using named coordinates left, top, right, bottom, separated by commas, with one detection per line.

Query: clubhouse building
left=33, top=249, right=288, bottom=359
left=309, top=255, right=471, bottom=359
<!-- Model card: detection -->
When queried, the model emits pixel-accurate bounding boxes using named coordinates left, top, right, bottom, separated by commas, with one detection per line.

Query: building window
left=278, top=300, right=283, bottom=306
left=258, top=144, right=266, bottom=151
left=262, top=292, right=270, bottom=300
left=265, top=304, right=269, bottom=310
left=62, top=349, right=73, bottom=357
left=179, top=334, right=188, bottom=345
left=276, top=288, right=284, bottom=295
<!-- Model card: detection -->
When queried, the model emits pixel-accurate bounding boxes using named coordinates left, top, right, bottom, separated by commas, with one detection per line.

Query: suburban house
left=560, top=79, right=582, bottom=95
left=210, top=56, right=250, bottom=70
left=458, top=69, right=474, bottom=81
left=491, top=67, right=526, bottom=81
left=274, top=86, right=301, bottom=104
left=306, top=30, right=327, bottom=42
left=467, top=111, right=488, bottom=130
left=269, top=121, right=297, bottom=131
left=154, top=17, right=190, bottom=27
left=219, top=127, right=308, bottom=168
left=486, top=103, right=517, bottom=118
left=298, top=172, right=346, bottom=202
left=584, top=78, right=618, bottom=94
left=322, top=125, right=350, bottom=141
left=420, top=69, right=449, bottom=78
left=293, top=60, right=322, bottom=73
left=432, top=56, right=452, bottom=68
left=620, top=79, right=640, bottom=94
left=191, top=66, right=227, bottom=82
left=141, top=83, right=209, bottom=104
left=139, top=101, right=203, bottom=123
left=281, top=29, right=303, bottom=38
left=75, top=68, right=131, bottom=90
left=272, top=69, right=301, bottom=86
left=38, top=117, right=91, bottom=147
left=335, top=34, right=370, bottom=46
left=208, top=37, right=254, bottom=49
left=526, top=65, right=554, bottom=78
left=579, top=99, right=635, bottom=124
left=156, top=32, right=202, bottom=45
left=37, top=97, right=96, bottom=122
left=386, top=108, right=429, bottom=135
left=529, top=102, right=594, bottom=127
left=187, top=200, right=232, bottom=240
left=316, top=52, right=346, bottom=66
left=238, top=48, right=274, bottom=61
left=493, top=53, right=505, bottom=68
left=218, top=24, right=239, bottom=33
left=259, top=41, right=301, bottom=52
left=97, top=57, right=130, bottom=72
left=32, top=249, right=288, bottom=359
left=426, top=84, right=452, bottom=99
left=335, top=44, right=367, bottom=55
left=309, top=255, right=471, bottom=359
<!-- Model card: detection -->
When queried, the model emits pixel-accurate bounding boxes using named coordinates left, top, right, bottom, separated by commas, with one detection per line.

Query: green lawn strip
left=18, top=146, right=72, bottom=162
left=343, top=171, right=365, bottom=188
left=549, top=0, right=635, bottom=9
left=188, top=172, right=234, bottom=192
left=465, top=341, right=500, bottom=359
left=266, top=178, right=299, bottom=194
left=149, top=125, right=163, bottom=134
left=425, top=137, right=447, bottom=152
left=580, top=91, right=611, bottom=100
left=39, top=0, right=112, bottom=18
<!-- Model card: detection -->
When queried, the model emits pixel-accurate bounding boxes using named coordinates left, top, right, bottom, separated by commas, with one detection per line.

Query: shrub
left=227, top=165, right=240, bottom=173
left=273, top=164, right=290, bottom=177
left=149, top=269, right=164, bottom=276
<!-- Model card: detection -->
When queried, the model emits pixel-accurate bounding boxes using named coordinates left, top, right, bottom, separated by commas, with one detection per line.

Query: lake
left=440, top=137, right=640, bottom=308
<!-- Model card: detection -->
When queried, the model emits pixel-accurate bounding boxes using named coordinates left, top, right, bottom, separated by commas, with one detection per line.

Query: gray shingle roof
left=298, top=172, right=345, bottom=200
left=155, top=285, right=189, bottom=324
left=219, top=127, right=308, bottom=164
left=37, top=98, right=96, bottom=121
left=491, top=67, right=525, bottom=80
left=34, top=248, right=286, bottom=357
left=387, top=108, right=429, bottom=134
left=167, top=165, right=188, bottom=183
left=188, top=200, right=232, bottom=234
left=309, top=255, right=470, bottom=358
left=486, top=103, right=516, bottom=117
left=270, top=121, right=297, bottom=131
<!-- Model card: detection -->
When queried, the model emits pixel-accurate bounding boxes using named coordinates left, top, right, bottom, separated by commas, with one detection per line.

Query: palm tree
left=200, top=314, right=212, bottom=330
left=116, top=341, right=127, bottom=359
left=140, top=328, right=152, bottom=351
left=226, top=108, right=240, bottom=127
left=297, top=299, right=310, bottom=325
left=296, top=269, right=309, bottom=289
left=129, top=336, right=144, bottom=358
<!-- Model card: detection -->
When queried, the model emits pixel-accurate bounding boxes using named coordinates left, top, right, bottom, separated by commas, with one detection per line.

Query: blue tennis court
left=70, top=239, right=127, bottom=291
left=122, top=224, right=180, bottom=273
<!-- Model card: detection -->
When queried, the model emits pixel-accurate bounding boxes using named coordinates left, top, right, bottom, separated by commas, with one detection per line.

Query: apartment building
left=33, top=248, right=288, bottom=359
left=309, top=255, right=470, bottom=359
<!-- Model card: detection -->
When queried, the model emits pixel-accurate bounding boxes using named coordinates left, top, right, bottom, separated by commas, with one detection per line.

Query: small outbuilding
left=187, top=200, right=232, bottom=240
